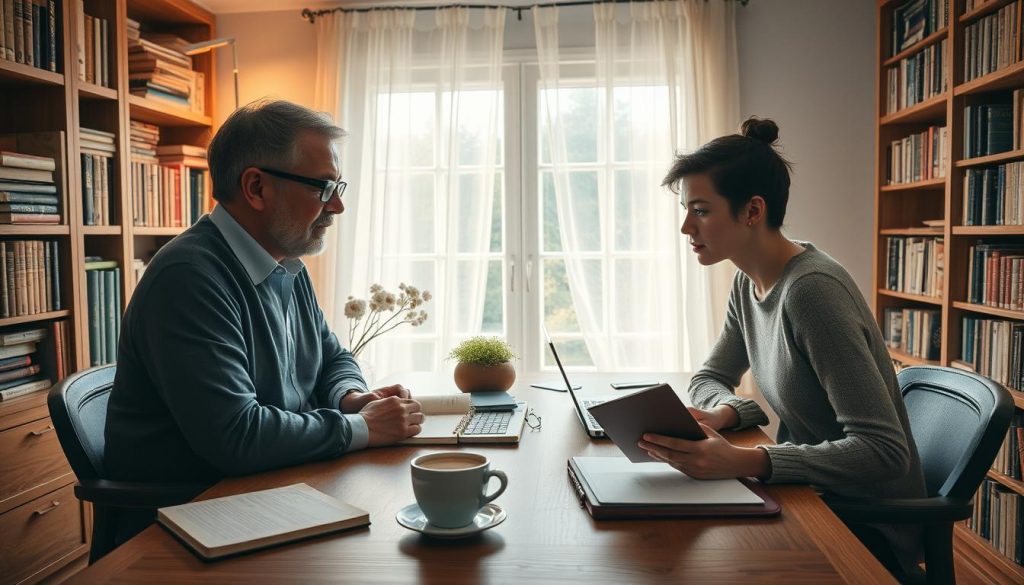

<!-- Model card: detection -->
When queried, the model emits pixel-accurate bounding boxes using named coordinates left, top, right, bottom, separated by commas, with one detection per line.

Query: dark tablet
left=586, top=383, right=706, bottom=463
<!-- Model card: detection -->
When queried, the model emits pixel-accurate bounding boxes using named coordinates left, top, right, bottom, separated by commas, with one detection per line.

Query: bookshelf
left=876, top=0, right=1024, bottom=582
left=0, top=0, right=215, bottom=582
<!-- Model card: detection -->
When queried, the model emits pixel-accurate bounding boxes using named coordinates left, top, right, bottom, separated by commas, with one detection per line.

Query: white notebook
left=157, top=483, right=369, bottom=560
left=399, top=393, right=527, bottom=444
left=573, top=457, right=764, bottom=505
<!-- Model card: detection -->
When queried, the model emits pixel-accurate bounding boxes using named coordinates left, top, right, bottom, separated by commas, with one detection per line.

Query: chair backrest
left=899, top=366, right=1014, bottom=499
left=47, top=364, right=116, bottom=481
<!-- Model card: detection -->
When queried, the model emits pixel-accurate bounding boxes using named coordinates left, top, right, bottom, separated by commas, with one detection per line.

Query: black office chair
left=47, top=364, right=206, bottom=563
left=823, top=365, right=1014, bottom=585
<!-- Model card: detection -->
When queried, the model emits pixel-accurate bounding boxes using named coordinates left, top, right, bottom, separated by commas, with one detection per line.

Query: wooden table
left=70, top=372, right=896, bottom=584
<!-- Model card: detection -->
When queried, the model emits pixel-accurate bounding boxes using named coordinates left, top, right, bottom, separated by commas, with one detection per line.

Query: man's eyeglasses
left=258, top=167, right=347, bottom=203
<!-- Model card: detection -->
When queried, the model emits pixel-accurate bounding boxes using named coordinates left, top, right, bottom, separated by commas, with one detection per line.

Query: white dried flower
left=370, top=284, right=383, bottom=293
left=422, top=291, right=432, bottom=301
left=344, top=299, right=367, bottom=319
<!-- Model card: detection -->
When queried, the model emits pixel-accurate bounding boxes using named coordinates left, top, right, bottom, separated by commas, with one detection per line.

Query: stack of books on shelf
left=157, top=144, right=207, bottom=227
left=884, top=307, right=941, bottom=361
left=129, top=120, right=207, bottom=227
left=964, top=101, right=1013, bottom=159
left=960, top=317, right=1023, bottom=391
left=127, top=19, right=205, bottom=114
left=80, top=127, right=114, bottom=226
left=963, top=0, right=1020, bottom=82
left=963, top=163, right=1024, bottom=226
left=885, top=37, right=946, bottom=115
left=0, top=0, right=61, bottom=72
left=993, top=413, right=1022, bottom=479
left=76, top=4, right=110, bottom=87
left=85, top=256, right=119, bottom=367
left=967, top=242, right=1024, bottom=309
left=888, top=126, right=948, bottom=184
left=0, top=149, right=58, bottom=224
left=0, top=239, right=61, bottom=317
left=885, top=236, right=944, bottom=297
left=131, top=257, right=147, bottom=285
left=968, top=479, right=1023, bottom=566
left=891, top=0, right=947, bottom=55
left=0, top=327, right=52, bottom=401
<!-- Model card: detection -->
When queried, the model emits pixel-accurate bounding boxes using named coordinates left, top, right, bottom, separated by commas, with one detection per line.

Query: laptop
left=544, top=330, right=606, bottom=438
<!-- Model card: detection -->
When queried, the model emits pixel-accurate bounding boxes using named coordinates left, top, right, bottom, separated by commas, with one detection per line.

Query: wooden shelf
left=955, top=60, right=1024, bottom=96
left=887, top=346, right=940, bottom=366
left=879, top=228, right=945, bottom=235
left=987, top=470, right=1024, bottom=498
left=880, top=177, right=946, bottom=192
left=883, top=28, right=947, bottom=67
left=955, top=148, right=1024, bottom=167
left=880, top=93, right=948, bottom=125
left=128, top=95, right=212, bottom=127
left=0, top=59, right=64, bottom=86
left=951, top=225, right=1024, bottom=235
left=1011, top=388, right=1024, bottom=410
left=960, top=0, right=1020, bottom=24
left=133, top=226, right=186, bottom=236
left=0, top=225, right=71, bottom=236
left=78, top=82, right=117, bottom=101
left=878, top=288, right=944, bottom=305
left=952, top=301, right=1024, bottom=321
left=954, top=524, right=1024, bottom=584
left=81, top=226, right=122, bottom=236
left=0, top=310, right=72, bottom=328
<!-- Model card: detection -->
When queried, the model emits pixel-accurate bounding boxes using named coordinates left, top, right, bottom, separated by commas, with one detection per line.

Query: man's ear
left=239, top=167, right=268, bottom=211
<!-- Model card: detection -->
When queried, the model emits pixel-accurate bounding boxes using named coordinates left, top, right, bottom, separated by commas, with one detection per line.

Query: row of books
left=961, top=316, right=1023, bottom=391
left=967, top=479, right=1023, bottom=566
left=963, top=163, right=1024, bottom=226
left=967, top=243, right=1023, bottom=309
left=964, top=102, right=1013, bottom=159
left=80, top=126, right=115, bottom=226
left=0, top=326, right=53, bottom=401
left=891, top=0, right=947, bottom=56
left=0, top=148, right=58, bottom=224
left=0, top=0, right=59, bottom=73
left=991, top=413, right=1022, bottom=480
left=76, top=3, right=109, bottom=87
left=885, top=38, right=946, bottom=115
left=127, top=19, right=205, bottom=114
left=85, top=258, right=119, bottom=367
left=887, top=125, right=948, bottom=184
left=883, top=307, right=942, bottom=360
left=963, top=0, right=1020, bottom=82
left=0, top=239, right=60, bottom=318
left=884, top=236, right=944, bottom=298
left=130, top=120, right=208, bottom=227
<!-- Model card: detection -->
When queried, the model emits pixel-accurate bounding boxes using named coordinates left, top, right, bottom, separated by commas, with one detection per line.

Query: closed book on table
left=567, top=456, right=781, bottom=520
left=157, top=483, right=370, bottom=560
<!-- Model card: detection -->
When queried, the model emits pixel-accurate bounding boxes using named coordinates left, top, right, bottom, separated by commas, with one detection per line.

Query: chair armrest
left=821, top=494, right=972, bottom=524
left=75, top=479, right=207, bottom=509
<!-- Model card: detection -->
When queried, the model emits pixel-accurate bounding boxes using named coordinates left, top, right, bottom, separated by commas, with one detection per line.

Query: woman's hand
left=687, top=404, right=739, bottom=431
left=638, top=423, right=771, bottom=480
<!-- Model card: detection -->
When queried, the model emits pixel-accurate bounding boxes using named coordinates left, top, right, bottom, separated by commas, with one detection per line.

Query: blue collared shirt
left=105, top=207, right=368, bottom=484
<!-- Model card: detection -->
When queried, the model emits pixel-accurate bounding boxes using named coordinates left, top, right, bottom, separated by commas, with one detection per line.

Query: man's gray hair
left=207, top=99, right=347, bottom=203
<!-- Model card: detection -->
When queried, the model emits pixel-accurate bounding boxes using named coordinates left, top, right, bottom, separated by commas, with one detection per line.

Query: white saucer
left=396, top=502, right=506, bottom=538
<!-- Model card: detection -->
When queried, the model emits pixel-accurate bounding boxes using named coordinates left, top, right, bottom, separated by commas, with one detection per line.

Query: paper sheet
left=574, top=457, right=764, bottom=505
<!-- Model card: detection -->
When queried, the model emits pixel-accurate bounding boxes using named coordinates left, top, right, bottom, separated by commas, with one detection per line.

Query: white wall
left=215, top=1, right=878, bottom=296
left=737, top=0, right=877, bottom=297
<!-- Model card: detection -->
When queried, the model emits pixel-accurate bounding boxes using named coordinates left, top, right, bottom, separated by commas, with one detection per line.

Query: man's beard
left=269, top=212, right=332, bottom=259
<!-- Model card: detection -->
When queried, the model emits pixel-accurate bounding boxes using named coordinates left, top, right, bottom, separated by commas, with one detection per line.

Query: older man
left=105, top=100, right=422, bottom=497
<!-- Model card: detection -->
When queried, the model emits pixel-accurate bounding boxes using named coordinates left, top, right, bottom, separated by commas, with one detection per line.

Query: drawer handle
left=33, top=500, right=61, bottom=516
left=29, top=425, right=55, bottom=437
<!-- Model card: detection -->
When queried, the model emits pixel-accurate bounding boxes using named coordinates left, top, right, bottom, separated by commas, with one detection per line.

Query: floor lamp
left=182, top=37, right=238, bottom=110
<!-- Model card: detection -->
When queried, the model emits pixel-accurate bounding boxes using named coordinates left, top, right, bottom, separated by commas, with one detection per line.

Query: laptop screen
left=542, top=326, right=576, bottom=393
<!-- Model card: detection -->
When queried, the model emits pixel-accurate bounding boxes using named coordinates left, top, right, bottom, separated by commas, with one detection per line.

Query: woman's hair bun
left=740, top=116, right=779, bottom=145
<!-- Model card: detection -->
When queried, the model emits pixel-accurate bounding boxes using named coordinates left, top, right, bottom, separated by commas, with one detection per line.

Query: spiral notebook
left=399, top=393, right=528, bottom=444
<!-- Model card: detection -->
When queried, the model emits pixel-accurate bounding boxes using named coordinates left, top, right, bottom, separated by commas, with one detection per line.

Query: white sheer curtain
left=315, top=8, right=506, bottom=382
left=534, top=0, right=739, bottom=371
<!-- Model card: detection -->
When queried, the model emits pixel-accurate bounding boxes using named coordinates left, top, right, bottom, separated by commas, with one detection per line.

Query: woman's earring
left=747, top=221, right=753, bottom=227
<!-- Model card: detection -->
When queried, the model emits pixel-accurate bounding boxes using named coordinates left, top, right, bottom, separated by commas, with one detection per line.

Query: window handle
left=509, top=256, right=516, bottom=293
left=526, top=255, right=534, bottom=293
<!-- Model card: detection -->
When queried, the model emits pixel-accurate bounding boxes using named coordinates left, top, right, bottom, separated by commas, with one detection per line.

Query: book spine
left=104, top=268, right=116, bottom=362
left=50, top=240, right=58, bottom=310
left=86, top=269, right=99, bottom=366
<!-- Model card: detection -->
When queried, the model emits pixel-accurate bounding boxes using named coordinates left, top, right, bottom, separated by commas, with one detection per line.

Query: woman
left=640, top=117, right=926, bottom=575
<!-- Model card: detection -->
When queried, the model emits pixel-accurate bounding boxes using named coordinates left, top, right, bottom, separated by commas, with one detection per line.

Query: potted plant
left=448, top=336, right=517, bottom=393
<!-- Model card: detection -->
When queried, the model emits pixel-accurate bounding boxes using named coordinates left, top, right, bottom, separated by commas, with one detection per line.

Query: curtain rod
left=302, top=0, right=749, bottom=23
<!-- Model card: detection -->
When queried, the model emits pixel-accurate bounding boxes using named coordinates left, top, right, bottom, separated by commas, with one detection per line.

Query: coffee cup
left=410, top=452, right=508, bottom=528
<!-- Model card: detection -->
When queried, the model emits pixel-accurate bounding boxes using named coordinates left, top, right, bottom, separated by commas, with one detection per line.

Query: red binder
left=567, top=457, right=782, bottom=520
